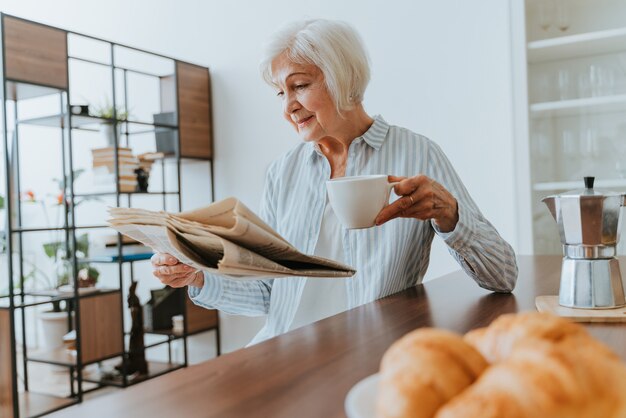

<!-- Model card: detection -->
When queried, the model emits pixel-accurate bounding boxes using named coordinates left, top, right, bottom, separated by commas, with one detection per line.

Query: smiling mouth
left=297, top=115, right=314, bottom=129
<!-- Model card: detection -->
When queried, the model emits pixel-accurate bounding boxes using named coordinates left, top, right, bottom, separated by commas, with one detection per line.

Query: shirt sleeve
left=426, top=140, right=518, bottom=292
left=187, top=163, right=278, bottom=316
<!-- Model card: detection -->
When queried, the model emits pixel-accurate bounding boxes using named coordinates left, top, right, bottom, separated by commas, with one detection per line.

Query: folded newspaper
left=107, top=197, right=356, bottom=279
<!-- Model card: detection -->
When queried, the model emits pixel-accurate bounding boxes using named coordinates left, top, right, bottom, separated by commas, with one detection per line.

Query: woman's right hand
left=151, top=253, right=204, bottom=288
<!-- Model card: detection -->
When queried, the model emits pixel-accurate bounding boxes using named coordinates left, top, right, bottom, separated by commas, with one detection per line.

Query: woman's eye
left=295, top=84, right=308, bottom=90
left=276, top=91, right=284, bottom=98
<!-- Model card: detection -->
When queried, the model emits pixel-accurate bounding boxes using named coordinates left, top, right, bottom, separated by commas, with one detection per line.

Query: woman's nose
left=283, top=92, right=300, bottom=114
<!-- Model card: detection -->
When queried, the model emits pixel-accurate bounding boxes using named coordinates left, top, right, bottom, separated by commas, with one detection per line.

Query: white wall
left=1, top=0, right=519, bottom=352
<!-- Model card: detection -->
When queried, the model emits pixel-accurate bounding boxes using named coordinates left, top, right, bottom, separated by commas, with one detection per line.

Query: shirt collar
left=361, top=115, right=389, bottom=150
left=308, top=114, right=390, bottom=158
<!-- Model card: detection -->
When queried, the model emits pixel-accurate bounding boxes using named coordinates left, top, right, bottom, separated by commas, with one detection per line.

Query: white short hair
left=260, top=19, right=370, bottom=111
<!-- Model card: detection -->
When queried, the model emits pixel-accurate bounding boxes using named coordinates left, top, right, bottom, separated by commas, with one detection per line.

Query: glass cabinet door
left=524, top=0, right=626, bottom=254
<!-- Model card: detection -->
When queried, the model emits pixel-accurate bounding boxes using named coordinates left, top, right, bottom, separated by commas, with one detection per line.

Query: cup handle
left=386, top=181, right=400, bottom=204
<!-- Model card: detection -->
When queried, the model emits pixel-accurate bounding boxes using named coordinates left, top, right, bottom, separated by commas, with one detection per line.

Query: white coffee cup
left=326, top=175, right=398, bottom=229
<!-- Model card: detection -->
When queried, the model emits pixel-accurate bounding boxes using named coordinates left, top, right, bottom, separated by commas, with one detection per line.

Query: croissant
left=376, top=313, right=626, bottom=418
left=376, top=328, right=488, bottom=418
left=464, top=312, right=614, bottom=363
left=435, top=336, right=626, bottom=418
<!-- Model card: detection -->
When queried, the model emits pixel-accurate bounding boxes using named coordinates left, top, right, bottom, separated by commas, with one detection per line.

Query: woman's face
left=271, top=53, right=340, bottom=142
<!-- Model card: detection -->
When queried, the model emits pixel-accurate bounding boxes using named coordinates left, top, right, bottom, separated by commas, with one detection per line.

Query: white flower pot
left=38, top=310, right=71, bottom=349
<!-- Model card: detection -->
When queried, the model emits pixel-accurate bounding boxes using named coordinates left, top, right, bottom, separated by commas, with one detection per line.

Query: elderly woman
left=152, top=19, right=517, bottom=345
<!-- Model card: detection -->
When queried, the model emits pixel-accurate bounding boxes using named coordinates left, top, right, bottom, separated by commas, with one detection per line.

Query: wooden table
left=52, top=255, right=626, bottom=418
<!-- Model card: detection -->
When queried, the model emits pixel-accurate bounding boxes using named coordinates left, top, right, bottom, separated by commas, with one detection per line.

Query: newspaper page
left=108, top=197, right=356, bottom=279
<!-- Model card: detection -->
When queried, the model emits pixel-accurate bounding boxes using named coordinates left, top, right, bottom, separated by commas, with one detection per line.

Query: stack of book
left=137, top=151, right=165, bottom=177
left=92, top=147, right=139, bottom=192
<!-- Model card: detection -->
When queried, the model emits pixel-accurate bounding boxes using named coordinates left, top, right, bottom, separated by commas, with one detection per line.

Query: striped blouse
left=188, top=115, right=518, bottom=345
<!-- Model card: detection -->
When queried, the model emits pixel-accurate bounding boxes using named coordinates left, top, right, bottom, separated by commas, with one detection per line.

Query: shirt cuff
left=187, top=271, right=223, bottom=308
left=431, top=205, right=475, bottom=251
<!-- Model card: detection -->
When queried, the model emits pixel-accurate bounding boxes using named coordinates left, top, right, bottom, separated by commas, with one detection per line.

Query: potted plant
left=35, top=235, right=100, bottom=350
left=37, top=233, right=100, bottom=350
left=92, top=102, right=129, bottom=146
left=38, top=303, right=70, bottom=349
left=12, top=250, right=72, bottom=349
left=44, top=233, right=100, bottom=290
left=20, top=173, right=101, bottom=349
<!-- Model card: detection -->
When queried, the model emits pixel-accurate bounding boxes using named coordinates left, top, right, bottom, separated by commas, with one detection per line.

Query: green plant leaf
left=43, top=241, right=63, bottom=258
left=87, top=266, right=100, bottom=281
left=92, top=101, right=129, bottom=121
left=57, top=272, right=69, bottom=287
left=76, top=233, right=90, bottom=257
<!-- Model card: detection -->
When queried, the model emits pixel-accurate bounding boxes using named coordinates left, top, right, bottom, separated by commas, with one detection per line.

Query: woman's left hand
left=375, top=175, right=459, bottom=232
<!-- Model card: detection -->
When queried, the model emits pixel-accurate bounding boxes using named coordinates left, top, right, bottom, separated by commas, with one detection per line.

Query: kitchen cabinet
left=511, top=0, right=626, bottom=254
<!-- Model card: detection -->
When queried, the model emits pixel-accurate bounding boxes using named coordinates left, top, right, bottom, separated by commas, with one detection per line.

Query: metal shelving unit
left=0, top=13, right=218, bottom=418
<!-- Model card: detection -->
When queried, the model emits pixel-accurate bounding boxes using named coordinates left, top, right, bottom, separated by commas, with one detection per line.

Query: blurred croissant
left=464, top=311, right=612, bottom=363
left=376, top=328, right=488, bottom=418
left=437, top=313, right=626, bottom=418
left=377, top=313, right=626, bottom=418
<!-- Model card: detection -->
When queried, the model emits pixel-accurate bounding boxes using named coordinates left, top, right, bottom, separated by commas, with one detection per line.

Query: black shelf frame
left=0, top=13, right=218, bottom=418
left=17, top=393, right=80, bottom=418
left=16, top=113, right=179, bottom=131
left=1, top=288, right=120, bottom=309
left=81, top=361, right=186, bottom=389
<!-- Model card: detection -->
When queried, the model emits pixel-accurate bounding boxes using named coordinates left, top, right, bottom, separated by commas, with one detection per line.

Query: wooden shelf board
left=19, top=391, right=77, bottom=417
left=73, top=191, right=179, bottom=198
left=144, top=327, right=183, bottom=337
left=529, top=94, right=626, bottom=117
left=186, top=325, right=219, bottom=337
left=17, top=113, right=178, bottom=131
left=26, top=288, right=119, bottom=300
left=28, top=348, right=76, bottom=367
left=0, top=295, right=75, bottom=310
left=17, top=114, right=96, bottom=128
left=83, top=361, right=184, bottom=387
left=528, top=27, right=626, bottom=63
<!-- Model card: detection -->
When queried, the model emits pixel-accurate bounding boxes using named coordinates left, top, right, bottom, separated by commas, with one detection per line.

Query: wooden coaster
left=535, top=295, right=626, bottom=323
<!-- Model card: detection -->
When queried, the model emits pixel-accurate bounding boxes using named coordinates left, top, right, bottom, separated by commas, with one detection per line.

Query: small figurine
left=116, top=281, right=148, bottom=376
left=135, top=167, right=149, bottom=192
